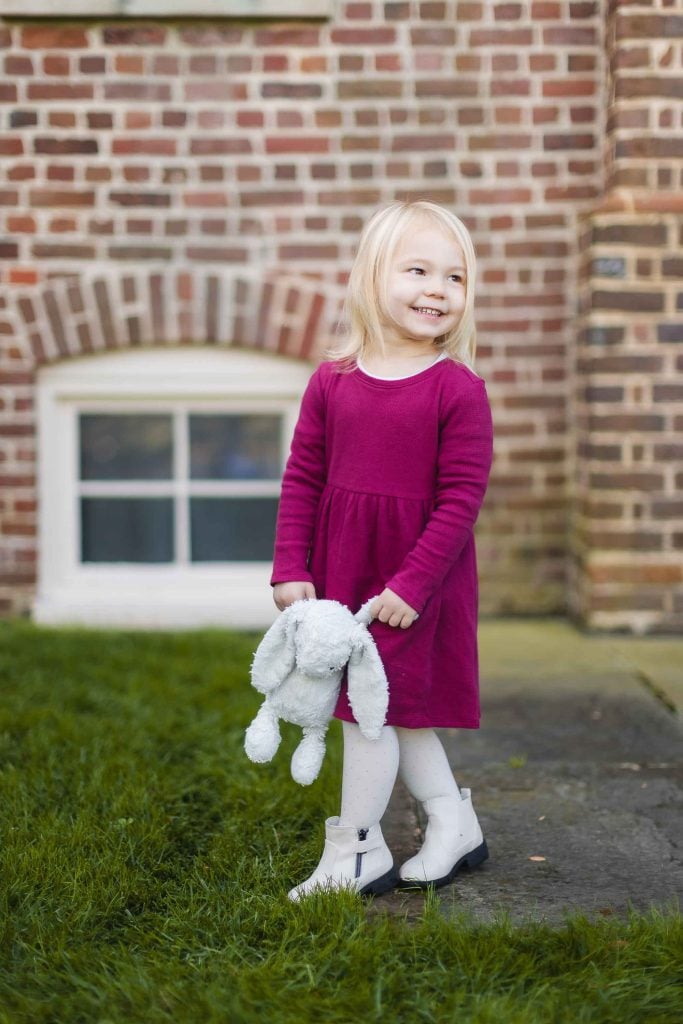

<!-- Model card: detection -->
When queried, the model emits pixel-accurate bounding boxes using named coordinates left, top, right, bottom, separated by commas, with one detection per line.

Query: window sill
left=34, top=566, right=279, bottom=630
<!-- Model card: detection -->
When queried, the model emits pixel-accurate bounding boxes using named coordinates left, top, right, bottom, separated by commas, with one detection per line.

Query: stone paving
left=379, top=619, right=683, bottom=924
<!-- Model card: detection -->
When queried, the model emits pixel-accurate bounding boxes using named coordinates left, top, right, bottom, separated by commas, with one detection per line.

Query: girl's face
left=381, top=221, right=467, bottom=352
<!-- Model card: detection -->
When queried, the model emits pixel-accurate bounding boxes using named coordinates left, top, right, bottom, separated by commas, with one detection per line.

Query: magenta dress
left=270, top=357, right=494, bottom=729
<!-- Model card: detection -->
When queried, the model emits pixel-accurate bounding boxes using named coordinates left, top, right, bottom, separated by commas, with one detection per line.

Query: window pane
left=190, top=497, right=277, bottom=562
left=80, top=414, right=173, bottom=481
left=81, top=497, right=174, bottom=562
left=189, top=414, right=281, bottom=480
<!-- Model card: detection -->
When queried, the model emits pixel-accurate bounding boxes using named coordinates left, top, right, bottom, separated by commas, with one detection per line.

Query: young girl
left=270, top=199, right=494, bottom=899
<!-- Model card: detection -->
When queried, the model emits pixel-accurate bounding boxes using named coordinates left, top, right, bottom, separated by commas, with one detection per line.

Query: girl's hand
left=272, top=581, right=316, bottom=611
left=370, top=588, right=419, bottom=629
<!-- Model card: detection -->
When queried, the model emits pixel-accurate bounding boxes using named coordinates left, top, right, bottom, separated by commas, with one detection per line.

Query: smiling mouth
left=412, top=307, right=445, bottom=318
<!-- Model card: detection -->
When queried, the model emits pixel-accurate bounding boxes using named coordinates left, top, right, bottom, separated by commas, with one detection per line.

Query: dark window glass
left=190, top=497, right=278, bottom=562
left=80, top=414, right=173, bottom=481
left=81, top=497, right=174, bottom=563
left=189, top=414, right=281, bottom=480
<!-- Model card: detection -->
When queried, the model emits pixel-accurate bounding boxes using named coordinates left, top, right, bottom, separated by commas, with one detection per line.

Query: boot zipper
left=355, top=828, right=369, bottom=878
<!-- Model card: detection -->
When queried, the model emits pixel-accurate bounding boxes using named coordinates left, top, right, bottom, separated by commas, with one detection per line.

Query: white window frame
left=35, top=347, right=312, bottom=630
left=0, top=1, right=334, bottom=16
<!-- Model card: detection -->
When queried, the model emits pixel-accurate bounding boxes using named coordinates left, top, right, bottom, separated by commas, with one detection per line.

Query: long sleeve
left=270, top=368, right=327, bottom=585
left=385, top=380, right=493, bottom=614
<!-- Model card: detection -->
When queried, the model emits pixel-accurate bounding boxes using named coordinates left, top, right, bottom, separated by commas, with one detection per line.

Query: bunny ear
left=346, top=633, right=389, bottom=740
left=250, top=600, right=308, bottom=694
left=354, top=595, right=381, bottom=626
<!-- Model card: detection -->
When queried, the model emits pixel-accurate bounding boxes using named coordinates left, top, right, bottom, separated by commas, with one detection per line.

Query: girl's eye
left=408, top=267, right=424, bottom=275
left=449, top=274, right=464, bottom=284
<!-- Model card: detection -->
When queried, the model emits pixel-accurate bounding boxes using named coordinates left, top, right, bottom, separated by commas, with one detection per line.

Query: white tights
left=338, top=722, right=461, bottom=828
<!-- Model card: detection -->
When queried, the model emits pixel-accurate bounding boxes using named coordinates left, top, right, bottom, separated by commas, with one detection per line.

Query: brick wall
left=570, top=0, right=683, bottom=633
left=0, top=0, right=680, bottom=630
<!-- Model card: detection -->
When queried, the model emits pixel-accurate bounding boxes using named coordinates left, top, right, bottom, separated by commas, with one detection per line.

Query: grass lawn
left=0, top=620, right=680, bottom=1024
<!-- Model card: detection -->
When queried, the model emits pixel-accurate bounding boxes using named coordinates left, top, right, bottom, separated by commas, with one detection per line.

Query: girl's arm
left=270, top=368, right=327, bottom=592
left=384, top=380, right=494, bottom=615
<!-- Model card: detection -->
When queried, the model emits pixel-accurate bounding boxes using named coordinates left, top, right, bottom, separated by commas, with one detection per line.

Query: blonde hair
left=329, top=200, right=478, bottom=369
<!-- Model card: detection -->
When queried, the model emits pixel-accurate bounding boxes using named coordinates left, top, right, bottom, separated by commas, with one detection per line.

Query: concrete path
left=380, top=619, right=683, bottom=924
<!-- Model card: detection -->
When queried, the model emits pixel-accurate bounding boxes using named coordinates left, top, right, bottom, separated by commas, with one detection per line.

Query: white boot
left=398, top=789, right=488, bottom=889
left=288, top=817, right=398, bottom=901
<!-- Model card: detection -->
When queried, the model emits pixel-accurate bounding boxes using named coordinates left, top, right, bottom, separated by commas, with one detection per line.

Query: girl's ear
left=346, top=635, right=389, bottom=740
left=250, top=602, right=307, bottom=694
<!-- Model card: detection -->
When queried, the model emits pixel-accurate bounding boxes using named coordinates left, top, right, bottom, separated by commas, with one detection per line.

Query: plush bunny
left=244, top=597, right=388, bottom=786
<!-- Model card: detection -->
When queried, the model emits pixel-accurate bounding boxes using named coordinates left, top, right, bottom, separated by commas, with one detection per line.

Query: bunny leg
left=291, top=726, right=327, bottom=786
left=244, top=702, right=281, bottom=764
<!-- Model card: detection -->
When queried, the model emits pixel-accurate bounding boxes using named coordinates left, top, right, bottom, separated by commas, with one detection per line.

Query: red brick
left=43, top=55, right=70, bottom=76
left=301, top=55, right=328, bottom=73
left=110, top=192, right=170, bottom=208
left=495, top=3, right=523, bottom=18
left=470, top=133, right=532, bottom=150
left=34, top=138, right=98, bottom=155
left=544, top=133, right=594, bottom=150
left=115, top=54, right=145, bottom=75
left=27, top=83, right=93, bottom=101
left=239, top=190, right=305, bottom=208
left=255, top=28, right=321, bottom=45
left=112, top=138, right=177, bottom=156
left=617, top=14, right=683, bottom=40
left=0, top=138, right=22, bottom=156
left=492, top=55, right=518, bottom=72
left=593, top=223, right=667, bottom=246
left=616, top=77, right=683, bottom=100
left=592, top=290, right=664, bottom=313
left=490, top=79, right=531, bottom=96
left=30, top=189, right=95, bottom=207
left=153, top=55, right=180, bottom=75
left=279, top=244, right=339, bottom=260
left=411, top=28, right=457, bottom=44
left=470, top=28, right=533, bottom=45
left=331, top=28, right=397, bottom=44
left=530, top=54, right=556, bottom=72
left=543, top=79, right=596, bottom=97
left=338, top=81, right=403, bottom=99
left=266, top=137, right=330, bottom=154
left=528, top=0, right=561, bottom=14
left=346, top=1, right=373, bottom=15
left=420, top=1, right=448, bottom=16
left=103, top=26, right=166, bottom=46
left=21, top=26, right=88, bottom=48
left=391, top=134, right=456, bottom=151
left=469, top=187, right=532, bottom=203
left=262, top=55, right=289, bottom=72
left=262, top=83, right=323, bottom=100
left=385, top=2, right=411, bottom=17
left=543, top=27, right=597, bottom=44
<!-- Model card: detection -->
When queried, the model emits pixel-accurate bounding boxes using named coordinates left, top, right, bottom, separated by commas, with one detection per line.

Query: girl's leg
left=288, top=722, right=400, bottom=901
left=395, top=727, right=488, bottom=888
left=339, top=721, right=400, bottom=827
left=396, top=727, right=461, bottom=801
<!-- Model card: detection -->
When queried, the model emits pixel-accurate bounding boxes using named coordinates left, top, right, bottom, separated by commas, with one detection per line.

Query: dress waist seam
left=325, top=481, right=432, bottom=502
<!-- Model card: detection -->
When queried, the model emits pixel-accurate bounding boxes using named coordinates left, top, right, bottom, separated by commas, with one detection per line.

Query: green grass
left=0, top=620, right=680, bottom=1024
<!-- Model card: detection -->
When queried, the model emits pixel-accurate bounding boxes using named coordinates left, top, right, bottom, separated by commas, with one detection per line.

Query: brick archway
left=14, top=268, right=345, bottom=368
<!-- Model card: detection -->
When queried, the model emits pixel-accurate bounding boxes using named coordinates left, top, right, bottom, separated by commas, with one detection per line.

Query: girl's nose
left=425, top=277, right=445, bottom=297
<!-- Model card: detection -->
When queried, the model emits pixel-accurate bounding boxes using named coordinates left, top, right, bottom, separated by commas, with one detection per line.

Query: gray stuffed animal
left=244, top=597, right=388, bottom=785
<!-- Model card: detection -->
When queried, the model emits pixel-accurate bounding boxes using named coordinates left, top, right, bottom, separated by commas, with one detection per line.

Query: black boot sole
left=359, top=866, right=400, bottom=897
left=396, top=839, right=489, bottom=891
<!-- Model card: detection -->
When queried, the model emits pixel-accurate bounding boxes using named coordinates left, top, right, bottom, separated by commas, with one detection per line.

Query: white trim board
left=0, top=1, right=333, bottom=16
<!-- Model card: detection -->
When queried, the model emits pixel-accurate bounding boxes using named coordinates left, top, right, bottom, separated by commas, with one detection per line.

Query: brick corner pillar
left=568, top=1, right=683, bottom=633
